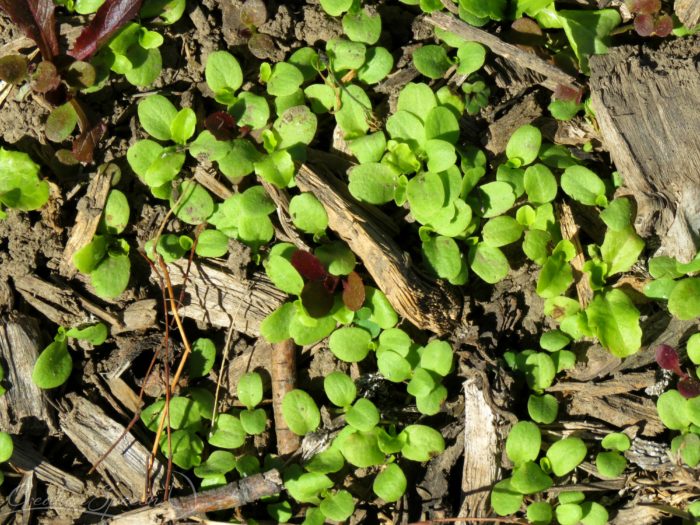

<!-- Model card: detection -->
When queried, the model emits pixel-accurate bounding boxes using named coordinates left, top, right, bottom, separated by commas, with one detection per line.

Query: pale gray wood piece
left=567, top=391, right=664, bottom=437
left=59, top=164, right=112, bottom=278
left=611, top=503, right=666, bottom=525
left=295, top=163, right=462, bottom=334
left=675, top=0, right=700, bottom=26
left=14, top=274, right=123, bottom=330
left=10, top=439, right=84, bottom=494
left=589, top=36, right=700, bottom=262
left=427, top=12, right=582, bottom=92
left=0, top=314, right=53, bottom=434
left=163, top=259, right=288, bottom=336
left=58, top=394, right=165, bottom=503
left=459, top=376, right=502, bottom=517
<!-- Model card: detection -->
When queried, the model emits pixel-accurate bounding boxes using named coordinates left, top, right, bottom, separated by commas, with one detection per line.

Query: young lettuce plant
left=643, top=250, right=700, bottom=321
left=492, top=420, right=608, bottom=525
left=654, top=339, right=700, bottom=467
left=0, top=147, right=50, bottom=219
left=32, top=322, right=109, bottom=389
left=73, top=188, right=132, bottom=298
left=140, top=367, right=268, bottom=482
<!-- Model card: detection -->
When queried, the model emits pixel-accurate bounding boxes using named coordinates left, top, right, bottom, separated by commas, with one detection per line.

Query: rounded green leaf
left=314, top=242, right=356, bottom=276
left=102, top=189, right=130, bottom=234
left=377, top=350, right=412, bottom=382
left=304, top=83, right=336, bottom=113
left=327, top=39, right=366, bottom=71
left=397, top=82, right=437, bottom=122
left=335, top=84, right=372, bottom=138
left=668, top=278, right=700, bottom=320
left=209, top=413, right=246, bottom=449
left=407, top=171, right=445, bottom=221
left=320, top=490, right=355, bottom=522
left=329, top=327, right=372, bottom=362
left=282, top=389, right=320, bottom=435
left=305, top=447, right=345, bottom=474
left=167, top=396, right=201, bottom=429
left=32, top=339, right=72, bottom=389
left=170, top=181, right=214, bottom=224
left=240, top=408, right=267, bottom=435
left=189, top=338, right=216, bottom=378
left=91, top=252, right=130, bottom=298
left=546, top=437, right=587, bottom=476
left=482, top=216, right=523, bottom=247
left=386, top=110, right=425, bottom=149
left=65, top=322, right=108, bottom=345
left=536, top=252, right=573, bottom=299
left=687, top=333, right=700, bottom=365
left=195, top=229, right=229, bottom=258
left=424, top=106, right=460, bottom=144
left=373, top=463, right=407, bottom=502
left=556, top=503, right=583, bottom=525
left=0, top=431, right=13, bottom=463
left=320, top=0, right=353, bottom=16
left=407, top=367, right=439, bottom=398
left=127, top=139, right=163, bottom=178
left=138, top=94, right=177, bottom=141
left=285, top=471, right=334, bottom=503
left=231, top=91, right=270, bottom=130
left=491, top=478, right=523, bottom=516
left=601, top=432, right=631, bottom=452
left=528, top=394, right=558, bottom=424
left=324, top=371, right=356, bottom=407
left=45, top=102, right=78, bottom=142
left=524, top=352, right=556, bottom=392
left=416, top=384, right=447, bottom=415
left=560, top=165, right=607, bottom=206
left=260, top=302, right=295, bottom=343
left=425, top=139, right=457, bottom=173
left=527, top=501, right=553, bottom=525
left=524, top=163, right=557, bottom=203
left=419, top=340, right=453, bottom=377
left=274, top=105, right=318, bottom=150
left=238, top=371, right=263, bottom=409
left=400, top=424, right=445, bottom=462
left=656, top=389, right=690, bottom=430
left=170, top=107, right=196, bottom=145
left=342, top=8, right=381, bottom=44
left=144, top=149, right=185, bottom=187
left=265, top=255, right=304, bottom=295
left=193, top=450, right=236, bottom=478
left=205, top=50, right=243, bottom=94
left=506, top=421, right=541, bottom=466
left=580, top=502, right=609, bottom=525
left=345, top=398, right=379, bottom=432
left=468, top=243, right=509, bottom=284
left=413, top=45, right=452, bottom=79
left=506, top=124, right=541, bottom=167
left=357, top=46, right=394, bottom=84
left=0, top=148, right=49, bottom=211
left=511, top=460, right=552, bottom=494
left=365, top=287, right=398, bottom=328
left=267, top=62, right=304, bottom=97
left=595, top=450, right=626, bottom=478
left=338, top=429, right=385, bottom=467
left=289, top=193, right=328, bottom=235
left=477, top=181, right=515, bottom=218
left=348, top=162, right=399, bottom=204
left=456, top=41, right=486, bottom=76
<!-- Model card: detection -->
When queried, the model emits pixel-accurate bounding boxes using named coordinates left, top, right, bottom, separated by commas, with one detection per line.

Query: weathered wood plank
left=0, top=314, right=54, bottom=434
left=589, top=36, right=700, bottom=262
left=296, top=161, right=462, bottom=334
left=59, top=395, right=165, bottom=503
left=675, top=0, right=700, bottom=27
left=163, top=259, right=287, bottom=336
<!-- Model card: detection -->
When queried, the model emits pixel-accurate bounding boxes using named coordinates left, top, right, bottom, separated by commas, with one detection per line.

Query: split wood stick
left=105, top=469, right=283, bottom=525
left=557, top=202, right=593, bottom=308
left=296, top=162, right=462, bottom=334
left=427, top=12, right=582, bottom=93
left=271, top=339, right=301, bottom=455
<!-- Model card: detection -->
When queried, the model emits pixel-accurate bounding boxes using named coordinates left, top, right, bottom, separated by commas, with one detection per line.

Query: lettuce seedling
left=0, top=147, right=49, bottom=218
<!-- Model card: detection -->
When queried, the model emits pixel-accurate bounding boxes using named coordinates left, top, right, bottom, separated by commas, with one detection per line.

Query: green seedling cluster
left=140, top=368, right=267, bottom=477
left=644, top=251, right=700, bottom=320
left=32, top=323, right=109, bottom=389
left=73, top=182, right=132, bottom=299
